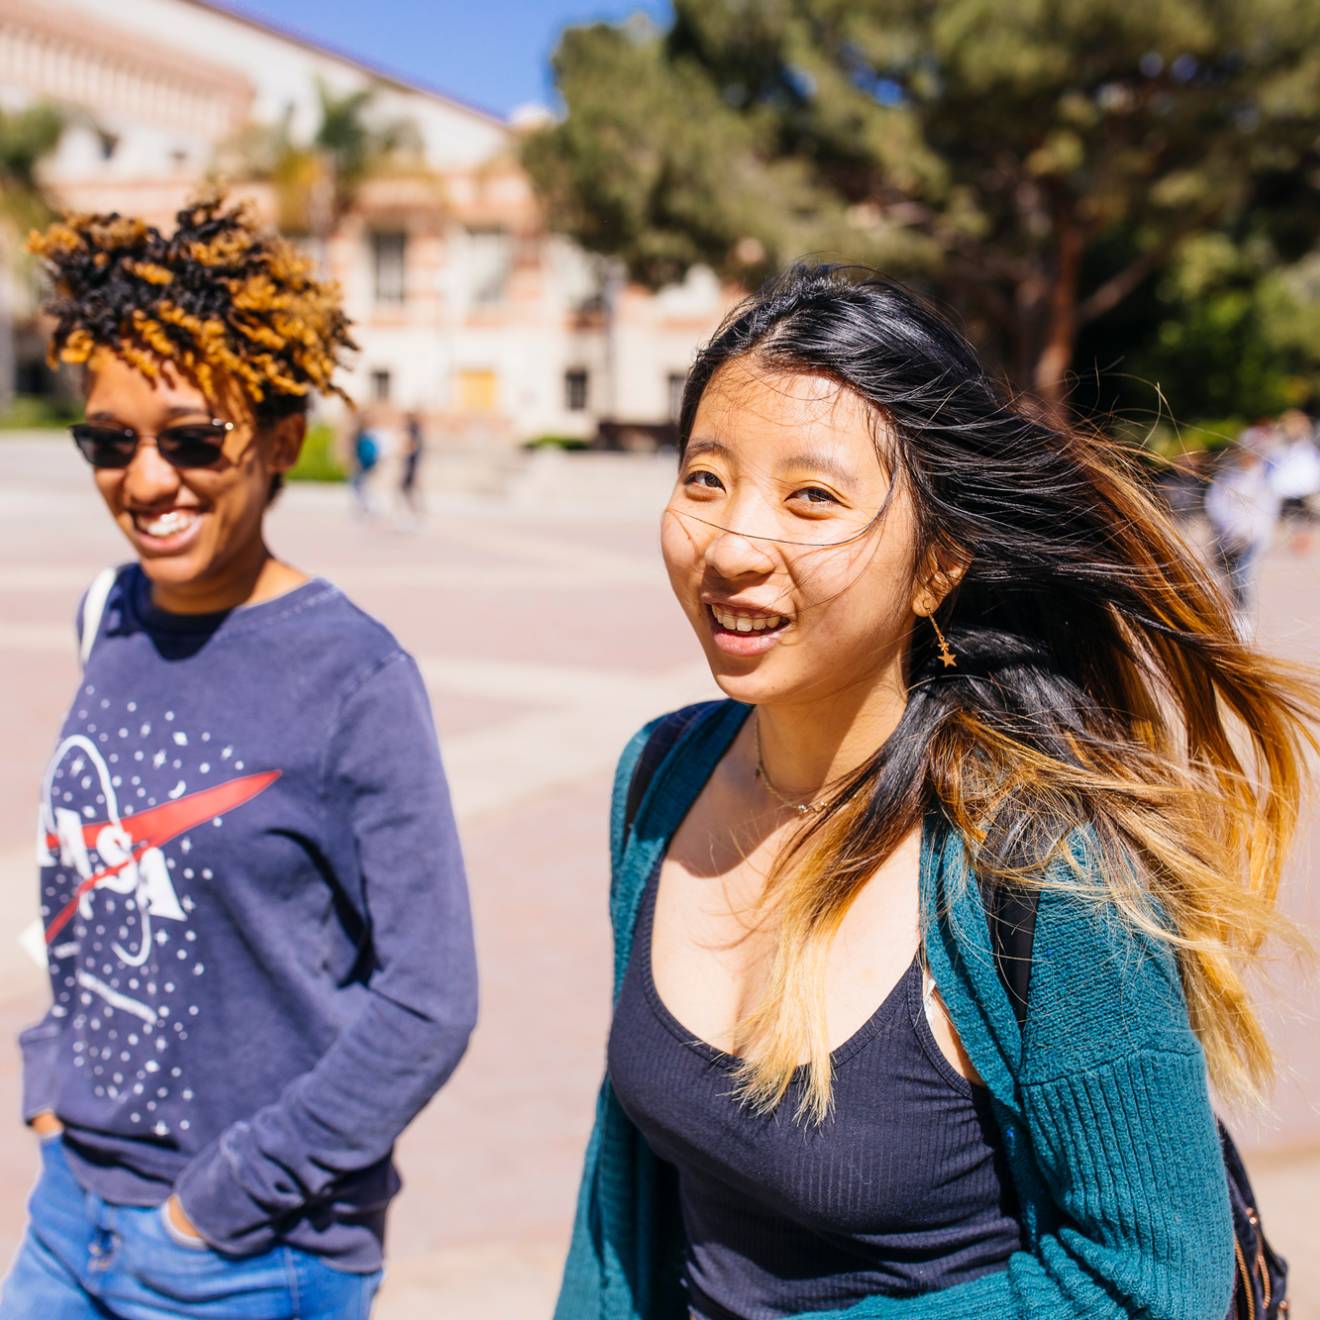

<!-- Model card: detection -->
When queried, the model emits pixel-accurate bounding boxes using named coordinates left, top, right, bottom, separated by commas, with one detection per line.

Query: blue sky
left=216, top=0, right=672, bottom=119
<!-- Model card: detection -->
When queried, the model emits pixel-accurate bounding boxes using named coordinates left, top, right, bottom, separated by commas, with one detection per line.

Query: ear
left=265, top=413, right=307, bottom=474
left=912, top=545, right=971, bottom=616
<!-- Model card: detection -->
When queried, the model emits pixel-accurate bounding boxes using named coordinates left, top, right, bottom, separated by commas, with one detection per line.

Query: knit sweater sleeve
left=996, top=881, right=1234, bottom=1317
left=1010, top=1041, right=1232, bottom=1317
left=174, top=653, right=478, bottom=1253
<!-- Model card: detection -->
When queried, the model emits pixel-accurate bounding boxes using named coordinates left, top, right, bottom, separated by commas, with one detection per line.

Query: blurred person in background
left=349, top=411, right=381, bottom=517
left=1205, top=435, right=1283, bottom=637
left=397, top=411, right=426, bottom=523
left=3, top=197, right=478, bottom=1320
left=1269, top=409, right=1320, bottom=555
left=1153, top=449, right=1208, bottom=523
left=558, top=267, right=1312, bottom=1319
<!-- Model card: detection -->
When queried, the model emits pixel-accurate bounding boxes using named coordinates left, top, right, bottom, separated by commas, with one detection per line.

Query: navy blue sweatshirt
left=21, top=566, right=478, bottom=1269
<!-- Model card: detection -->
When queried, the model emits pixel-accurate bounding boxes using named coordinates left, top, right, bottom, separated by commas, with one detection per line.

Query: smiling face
left=662, top=357, right=929, bottom=709
left=82, top=355, right=304, bottom=613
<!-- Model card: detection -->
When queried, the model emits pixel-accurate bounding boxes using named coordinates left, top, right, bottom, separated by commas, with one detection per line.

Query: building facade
left=0, top=0, right=737, bottom=442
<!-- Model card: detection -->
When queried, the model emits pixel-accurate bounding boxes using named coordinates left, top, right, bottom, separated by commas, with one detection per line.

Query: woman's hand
left=164, top=1194, right=204, bottom=1244
left=29, top=1111, right=63, bottom=1139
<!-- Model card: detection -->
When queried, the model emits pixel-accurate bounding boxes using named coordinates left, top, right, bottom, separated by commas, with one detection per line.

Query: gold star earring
left=930, top=613, right=957, bottom=668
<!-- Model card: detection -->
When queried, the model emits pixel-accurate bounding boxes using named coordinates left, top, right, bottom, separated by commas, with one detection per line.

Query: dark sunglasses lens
left=71, top=425, right=136, bottom=468
left=157, top=425, right=227, bottom=467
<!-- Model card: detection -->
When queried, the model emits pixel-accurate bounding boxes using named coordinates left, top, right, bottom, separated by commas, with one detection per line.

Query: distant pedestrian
left=1205, top=438, right=1282, bottom=635
left=397, top=410, right=426, bottom=521
left=1154, top=449, right=1206, bottom=522
left=7, top=195, right=478, bottom=1320
left=350, top=415, right=381, bottom=515
left=558, top=266, right=1309, bottom=1319
left=1270, top=409, right=1320, bottom=554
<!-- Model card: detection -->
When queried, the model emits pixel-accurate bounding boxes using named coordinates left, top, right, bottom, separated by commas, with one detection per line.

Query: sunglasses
left=70, top=419, right=235, bottom=470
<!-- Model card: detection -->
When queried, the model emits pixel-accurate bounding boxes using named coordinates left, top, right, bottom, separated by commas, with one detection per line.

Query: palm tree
left=221, top=79, right=422, bottom=259
left=0, top=103, right=65, bottom=413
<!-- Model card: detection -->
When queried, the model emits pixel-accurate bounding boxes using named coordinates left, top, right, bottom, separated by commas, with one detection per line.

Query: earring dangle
left=929, top=615, right=957, bottom=669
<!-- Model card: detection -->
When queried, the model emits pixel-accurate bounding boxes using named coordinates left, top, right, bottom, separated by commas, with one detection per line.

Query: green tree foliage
left=0, top=103, right=64, bottom=238
left=1076, top=234, right=1320, bottom=439
left=220, top=79, right=422, bottom=237
left=0, top=103, right=66, bottom=411
left=525, top=0, right=1320, bottom=419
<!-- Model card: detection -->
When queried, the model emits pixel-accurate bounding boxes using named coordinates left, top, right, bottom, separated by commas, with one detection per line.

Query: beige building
left=0, top=0, right=736, bottom=442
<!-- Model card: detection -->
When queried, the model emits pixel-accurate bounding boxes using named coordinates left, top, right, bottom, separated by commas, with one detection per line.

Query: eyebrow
left=86, top=405, right=213, bottom=423
left=685, top=436, right=859, bottom=486
left=684, top=438, right=733, bottom=463
left=780, top=451, right=860, bottom=485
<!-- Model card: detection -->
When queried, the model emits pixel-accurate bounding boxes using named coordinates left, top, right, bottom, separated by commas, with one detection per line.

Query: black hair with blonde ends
left=28, top=194, right=356, bottom=419
left=680, top=265, right=1317, bottom=1124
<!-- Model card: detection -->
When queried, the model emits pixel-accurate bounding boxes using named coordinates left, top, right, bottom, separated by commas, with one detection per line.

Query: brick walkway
left=0, top=435, right=1315, bottom=1317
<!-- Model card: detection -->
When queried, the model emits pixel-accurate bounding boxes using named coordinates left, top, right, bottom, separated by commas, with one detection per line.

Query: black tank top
left=607, top=862, right=1025, bottom=1319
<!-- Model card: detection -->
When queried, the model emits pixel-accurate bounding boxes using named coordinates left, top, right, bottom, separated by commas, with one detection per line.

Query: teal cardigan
left=556, top=701, right=1234, bottom=1320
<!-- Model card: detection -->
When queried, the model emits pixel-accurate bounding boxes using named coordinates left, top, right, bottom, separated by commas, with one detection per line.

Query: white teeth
left=139, top=510, right=197, bottom=538
left=711, top=606, right=786, bottom=632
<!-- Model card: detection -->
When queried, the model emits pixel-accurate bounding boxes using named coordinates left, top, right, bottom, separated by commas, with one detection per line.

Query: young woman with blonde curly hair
left=558, top=266, right=1309, bottom=1320
left=2, top=197, right=477, bottom=1319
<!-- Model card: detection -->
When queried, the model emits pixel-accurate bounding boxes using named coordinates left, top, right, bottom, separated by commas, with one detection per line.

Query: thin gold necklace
left=753, top=714, right=830, bottom=816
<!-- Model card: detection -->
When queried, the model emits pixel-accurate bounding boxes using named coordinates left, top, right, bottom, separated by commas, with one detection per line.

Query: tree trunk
left=601, top=257, right=625, bottom=425
left=1032, top=194, right=1081, bottom=427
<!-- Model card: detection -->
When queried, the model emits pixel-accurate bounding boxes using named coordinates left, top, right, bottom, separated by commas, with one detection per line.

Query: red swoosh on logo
left=43, top=770, right=280, bottom=943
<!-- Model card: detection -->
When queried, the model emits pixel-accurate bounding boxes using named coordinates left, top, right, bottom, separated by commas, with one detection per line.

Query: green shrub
left=288, top=421, right=345, bottom=482
left=522, top=433, right=591, bottom=451
left=1175, top=417, right=1248, bottom=454
left=1142, top=416, right=1248, bottom=458
left=0, top=394, right=79, bottom=430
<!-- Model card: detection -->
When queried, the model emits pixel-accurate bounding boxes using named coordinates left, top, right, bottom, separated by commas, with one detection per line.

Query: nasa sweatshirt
left=22, top=566, right=477, bottom=1269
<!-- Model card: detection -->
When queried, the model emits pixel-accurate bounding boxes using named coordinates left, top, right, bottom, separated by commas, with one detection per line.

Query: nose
left=121, top=440, right=182, bottom=505
left=704, top=521, right=778, bottom=581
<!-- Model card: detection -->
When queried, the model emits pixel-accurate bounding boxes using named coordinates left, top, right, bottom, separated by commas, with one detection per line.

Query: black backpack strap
left=623, top=706, right=705, bottom=839
left=987, top=881, right=1038, bottom=1028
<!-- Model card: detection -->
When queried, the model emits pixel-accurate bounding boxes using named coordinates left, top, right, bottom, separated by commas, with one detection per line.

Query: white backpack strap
left=79, top=566, right=119, bottom=668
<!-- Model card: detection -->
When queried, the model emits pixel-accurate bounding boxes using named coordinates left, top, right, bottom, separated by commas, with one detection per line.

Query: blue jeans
left=0, top=1138, right=382, bottom=1319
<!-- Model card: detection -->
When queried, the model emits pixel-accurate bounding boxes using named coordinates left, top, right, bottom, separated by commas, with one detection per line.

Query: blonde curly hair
left=28, top=193, right=356, bottom=418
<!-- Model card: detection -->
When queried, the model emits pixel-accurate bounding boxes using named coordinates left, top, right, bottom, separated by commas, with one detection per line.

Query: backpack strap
left=79, top=566, right=120, bottom=668
left=622, top=706, right=707, bottom=839
left=987, top=881, right=1038, bottom=1028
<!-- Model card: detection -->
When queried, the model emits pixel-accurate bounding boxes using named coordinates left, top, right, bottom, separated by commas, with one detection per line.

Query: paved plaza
left=0, top=434, right=1317, bottom=1317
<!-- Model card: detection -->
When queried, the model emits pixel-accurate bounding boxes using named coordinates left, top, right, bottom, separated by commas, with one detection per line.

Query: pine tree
left=525, top=0, right=1320, bottom=419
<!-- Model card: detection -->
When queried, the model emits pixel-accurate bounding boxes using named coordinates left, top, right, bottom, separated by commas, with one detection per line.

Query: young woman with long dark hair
left=557, top=265, right=1312, bottom=1318
left=2, top=197, right=478, bottom=1319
